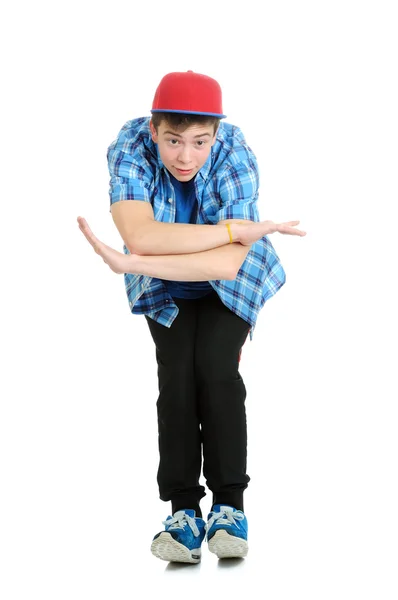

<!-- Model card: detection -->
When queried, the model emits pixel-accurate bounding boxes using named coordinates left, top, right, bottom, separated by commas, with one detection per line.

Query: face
left=150, top=120, right=217, bottom=182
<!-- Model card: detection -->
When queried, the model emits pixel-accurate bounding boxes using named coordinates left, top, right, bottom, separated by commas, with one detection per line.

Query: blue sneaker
left=150, top=509, right=206, bottom=563
left=206, top=504, right=249, bottom=558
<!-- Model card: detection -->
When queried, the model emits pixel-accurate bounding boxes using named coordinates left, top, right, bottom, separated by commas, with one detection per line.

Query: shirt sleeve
left=107, top=144, right=153, bottom=209
left=215, top=159, right=260, bottom=223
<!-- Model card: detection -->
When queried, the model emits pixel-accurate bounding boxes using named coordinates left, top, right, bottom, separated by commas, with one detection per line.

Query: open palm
left=77, top=216, right=132, bottom=274
left=239, top=220, right=306, bottom=246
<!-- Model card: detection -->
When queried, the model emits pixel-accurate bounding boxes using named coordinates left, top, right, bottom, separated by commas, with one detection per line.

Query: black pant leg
left=194, top=291, right=251, bottom=511
left=145, top=300, right=206, bottom=512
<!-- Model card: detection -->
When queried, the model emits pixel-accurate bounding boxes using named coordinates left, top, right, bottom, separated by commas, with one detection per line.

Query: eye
left=167, top=139, right=180, bottom=145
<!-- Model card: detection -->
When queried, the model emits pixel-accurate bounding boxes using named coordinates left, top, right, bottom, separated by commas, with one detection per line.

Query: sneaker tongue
left=174, top=508, right=196, bottom=518
left=213, top=504, right=236, bottom=513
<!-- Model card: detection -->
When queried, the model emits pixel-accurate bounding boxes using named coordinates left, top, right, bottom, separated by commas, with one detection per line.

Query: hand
left=77, top=216, right=134, bottom=274
left=238, top=220, right=306, bottom=246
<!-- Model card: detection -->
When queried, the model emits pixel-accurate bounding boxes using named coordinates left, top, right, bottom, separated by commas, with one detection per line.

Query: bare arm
left=132, top=220, right=241, bottom=255
left=111, top=200, right=243, bottom=256
left=128, top=242, right=239, bottom=281
left=77, top=215, right=305, bottom=280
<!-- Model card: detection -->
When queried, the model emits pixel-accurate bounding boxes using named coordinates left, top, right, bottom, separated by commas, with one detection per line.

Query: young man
left=77, top=70, right=306, bottom=563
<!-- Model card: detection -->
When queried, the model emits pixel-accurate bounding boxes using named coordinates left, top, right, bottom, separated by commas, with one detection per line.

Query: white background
left=1, top=0, right=397, bottom=598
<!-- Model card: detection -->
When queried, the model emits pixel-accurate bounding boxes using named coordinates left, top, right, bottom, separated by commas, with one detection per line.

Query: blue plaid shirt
left=107, top=117, right=286, bottom=341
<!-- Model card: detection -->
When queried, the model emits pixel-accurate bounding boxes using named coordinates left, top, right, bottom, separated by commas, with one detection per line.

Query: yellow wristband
left=226, top=223, right=233, bottom=244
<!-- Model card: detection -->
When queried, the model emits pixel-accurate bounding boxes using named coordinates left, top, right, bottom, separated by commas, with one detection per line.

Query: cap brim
left=151, top=109, right=226, bottom=118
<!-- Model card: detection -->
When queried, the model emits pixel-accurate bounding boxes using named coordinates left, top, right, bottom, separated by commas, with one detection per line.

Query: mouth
left=175, top=168, right=194, bottom=175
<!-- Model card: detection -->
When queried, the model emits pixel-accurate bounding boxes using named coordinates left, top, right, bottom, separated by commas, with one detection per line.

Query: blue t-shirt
left=164, top=171, right=213, bottom=299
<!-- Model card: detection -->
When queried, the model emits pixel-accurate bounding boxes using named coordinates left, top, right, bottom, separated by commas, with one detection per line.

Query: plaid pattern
left=107, top=117, right=286, bottom=341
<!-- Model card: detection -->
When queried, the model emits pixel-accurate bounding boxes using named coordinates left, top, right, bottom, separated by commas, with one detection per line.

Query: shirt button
left=168, top=198, right=173, bottom=203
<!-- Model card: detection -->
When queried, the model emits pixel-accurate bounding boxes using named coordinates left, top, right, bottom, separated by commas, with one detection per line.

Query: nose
left=177, top=145, right=192, bottom=165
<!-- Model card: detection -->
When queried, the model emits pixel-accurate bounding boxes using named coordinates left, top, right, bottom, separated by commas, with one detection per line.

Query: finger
left=77, top=217, right=93, bottom=236
left=280, top=228, right=307, bottom=236
left=78, top=218, right=96, bottom=242
left=277, top=223, right=306, bottom=234
left=78, top=224, right=96, bottom=248
left=77, top=216, right=91, bottom=234
left=78, top=219, right=102, bottom=251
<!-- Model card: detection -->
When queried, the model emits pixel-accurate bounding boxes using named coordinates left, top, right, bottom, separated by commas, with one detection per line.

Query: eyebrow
left=163, top=130, right=212, bottom=139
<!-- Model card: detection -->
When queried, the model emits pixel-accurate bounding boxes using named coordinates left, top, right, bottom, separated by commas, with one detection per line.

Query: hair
left=151, top=112, right=220, bottom=135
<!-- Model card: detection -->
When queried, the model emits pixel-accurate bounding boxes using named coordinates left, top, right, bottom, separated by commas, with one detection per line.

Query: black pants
left=145, top=290, right=251, bottom=516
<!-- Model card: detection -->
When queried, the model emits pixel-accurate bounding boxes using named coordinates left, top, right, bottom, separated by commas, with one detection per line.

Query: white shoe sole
left=151, top=532, right=202, bottom=563
left=208, top=529, right=248, bottom=558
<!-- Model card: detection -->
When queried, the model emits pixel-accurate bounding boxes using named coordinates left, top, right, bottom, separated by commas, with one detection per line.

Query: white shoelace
left=205, top=506, right=244, bottom=534
left=163, top=510, right=200, bottom=537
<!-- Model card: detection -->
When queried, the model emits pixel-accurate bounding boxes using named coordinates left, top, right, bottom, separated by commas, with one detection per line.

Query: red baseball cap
left=151, top=70, right=226, bottom=118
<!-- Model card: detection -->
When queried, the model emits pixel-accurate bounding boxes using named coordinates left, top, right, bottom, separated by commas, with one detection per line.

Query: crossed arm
left=77, top=214, right=306, bottom=280
left=77, top=217, right=254, bottom=280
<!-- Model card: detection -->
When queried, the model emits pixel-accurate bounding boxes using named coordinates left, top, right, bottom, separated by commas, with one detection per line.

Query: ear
left=149, top=119, right=158, bottom=143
